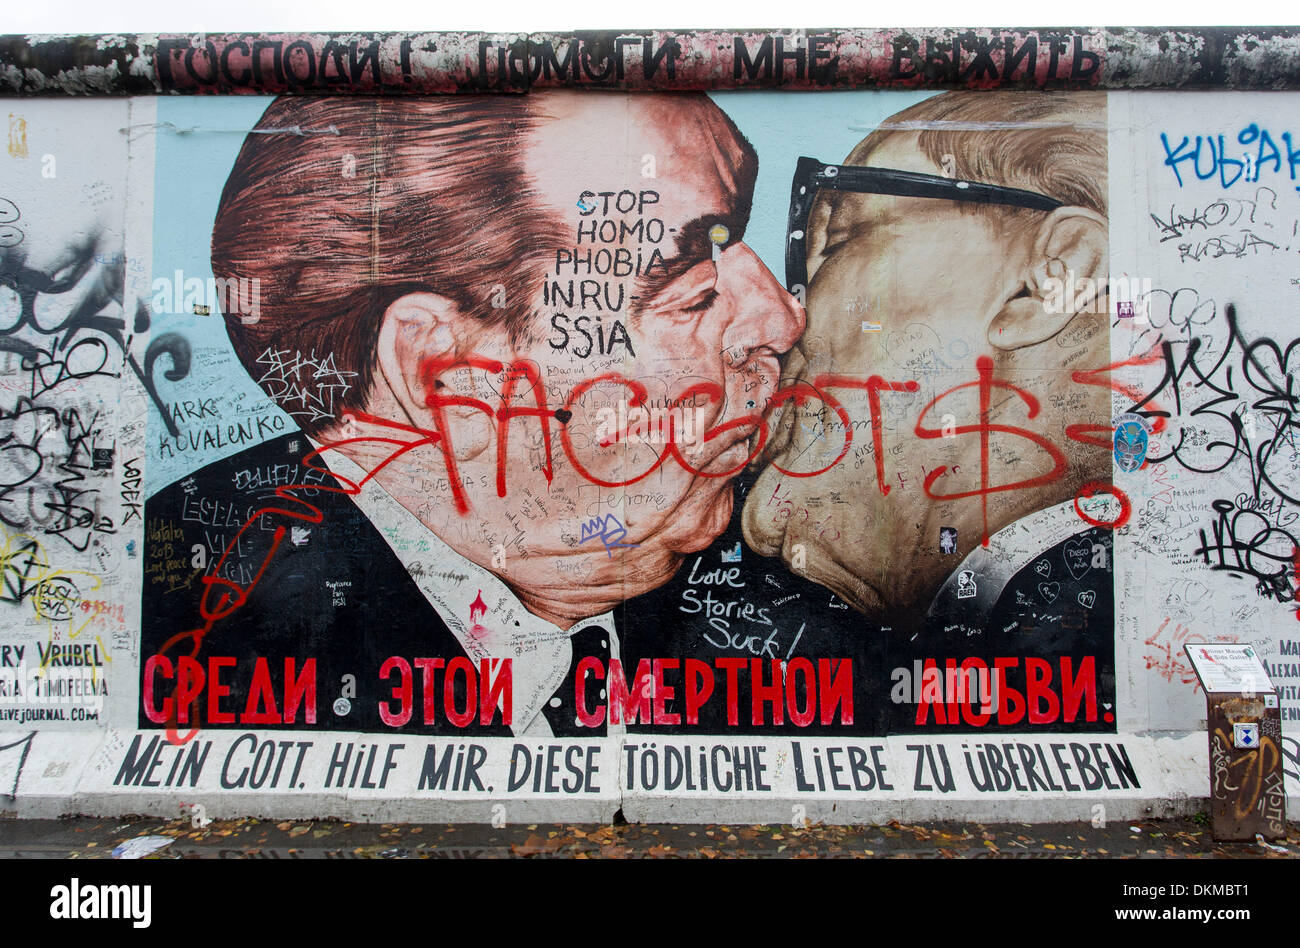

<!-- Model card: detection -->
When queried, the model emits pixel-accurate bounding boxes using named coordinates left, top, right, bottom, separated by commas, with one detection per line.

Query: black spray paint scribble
left=1124, top=302, right=1299, bottom=599
left=0, top=195, right=191, bottom=548
left=0, top=731, right=35, bottom=798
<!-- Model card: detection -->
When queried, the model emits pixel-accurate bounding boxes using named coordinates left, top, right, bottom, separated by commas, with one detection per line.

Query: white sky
left=3, top=0, right=1298, bottom=34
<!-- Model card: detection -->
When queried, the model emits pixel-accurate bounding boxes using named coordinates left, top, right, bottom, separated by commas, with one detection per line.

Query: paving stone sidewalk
left=0, top=815, right=1296, bottom=858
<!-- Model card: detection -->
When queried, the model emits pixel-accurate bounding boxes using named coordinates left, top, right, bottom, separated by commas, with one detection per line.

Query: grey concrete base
left=1, top=728, right=1291, bottom=825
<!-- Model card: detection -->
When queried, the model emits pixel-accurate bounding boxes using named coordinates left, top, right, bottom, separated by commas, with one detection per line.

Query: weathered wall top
left=1, top=28, right=1299, bottom=95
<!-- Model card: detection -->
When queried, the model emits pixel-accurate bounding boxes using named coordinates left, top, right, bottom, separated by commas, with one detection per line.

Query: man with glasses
left=742, top=91, right=1114, bottom=633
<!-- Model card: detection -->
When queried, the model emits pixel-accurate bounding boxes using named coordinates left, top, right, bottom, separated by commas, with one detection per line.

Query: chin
left=790, top=544, right=890, bottom=616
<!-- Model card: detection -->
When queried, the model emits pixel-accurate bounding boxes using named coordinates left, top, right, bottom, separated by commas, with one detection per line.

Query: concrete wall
left=0, top=29, right=1296, bottom=825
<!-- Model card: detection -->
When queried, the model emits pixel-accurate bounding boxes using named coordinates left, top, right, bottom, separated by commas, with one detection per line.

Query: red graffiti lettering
left=914, top=356, right=1068, bottom=546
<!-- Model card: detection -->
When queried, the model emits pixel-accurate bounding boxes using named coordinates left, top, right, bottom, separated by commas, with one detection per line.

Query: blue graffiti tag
left=579, top=513, right=639, bottom=559
left=1160, top=125, right=1300, bottom=190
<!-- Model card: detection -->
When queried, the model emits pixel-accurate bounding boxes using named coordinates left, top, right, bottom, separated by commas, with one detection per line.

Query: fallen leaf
left=511, top=833, right=565, bottom=856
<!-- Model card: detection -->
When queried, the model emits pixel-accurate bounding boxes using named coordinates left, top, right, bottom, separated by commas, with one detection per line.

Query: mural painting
left=0, top=40, right=1295, bottom=816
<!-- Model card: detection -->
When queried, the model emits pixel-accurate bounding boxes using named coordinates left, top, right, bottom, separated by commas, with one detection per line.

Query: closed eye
left=681, top=289, right=718, bottom=313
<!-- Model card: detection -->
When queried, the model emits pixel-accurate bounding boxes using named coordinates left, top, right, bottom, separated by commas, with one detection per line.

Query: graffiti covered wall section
left=1110, top=91, right=1300, bottom=795
left=0, top=88, right=1295, bottom=822
left=0, top=99, right=155, bottom=742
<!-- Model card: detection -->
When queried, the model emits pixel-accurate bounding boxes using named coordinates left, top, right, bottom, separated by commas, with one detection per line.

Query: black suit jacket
left=141, top=434, right=519, bottom=736
left=142, top=436, right=1114, bottom=738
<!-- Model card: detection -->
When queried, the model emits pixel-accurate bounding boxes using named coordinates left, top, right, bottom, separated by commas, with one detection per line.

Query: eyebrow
left=632, top=212, right=749, bottom=306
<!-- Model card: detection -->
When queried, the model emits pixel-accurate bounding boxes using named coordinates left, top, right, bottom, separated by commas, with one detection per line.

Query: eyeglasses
left=785, top=156, right=1064, bottom=293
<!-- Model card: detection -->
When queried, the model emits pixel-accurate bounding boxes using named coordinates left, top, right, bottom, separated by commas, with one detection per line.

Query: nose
left=715, top=242, right=806, bottom=362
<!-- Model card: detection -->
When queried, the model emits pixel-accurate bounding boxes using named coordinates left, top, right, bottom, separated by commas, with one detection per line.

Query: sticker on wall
left=721, top=541, right=742, bottom=563
left=939, top=527, right=957, bottom=554
left=956, top=570, right=977, bottom=599
left=1113, top=413, right=1152, bottom=473
left=1233, top=722, right=1259, bottom=749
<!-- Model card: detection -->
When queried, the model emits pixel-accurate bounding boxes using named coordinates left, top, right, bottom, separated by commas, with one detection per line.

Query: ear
left=987, top=206, right=1108, bottom=351
left=375, top=292, right=466, bottom=424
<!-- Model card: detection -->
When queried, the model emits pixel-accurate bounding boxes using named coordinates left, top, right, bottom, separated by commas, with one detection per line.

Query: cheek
left=803, top=281, right=876, bottom=376
left=809, top=250, right=901, bottom=327
left=635, top=320, right=710, bottom=362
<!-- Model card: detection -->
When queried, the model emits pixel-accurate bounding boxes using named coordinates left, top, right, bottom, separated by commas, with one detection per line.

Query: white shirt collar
left=313, top=441, right=619, bottom=739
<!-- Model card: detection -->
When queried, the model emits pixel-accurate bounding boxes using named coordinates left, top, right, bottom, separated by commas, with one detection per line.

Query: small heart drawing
left=554, top=408, right=573, bottom=424
left=1077, top=589, right=1096, bottom=609
left=1062, top=537, right=1092, bottom=580
left=1038, top=582, right=1060, bottom=603
left=1034, top=560, right=1051, bottom=577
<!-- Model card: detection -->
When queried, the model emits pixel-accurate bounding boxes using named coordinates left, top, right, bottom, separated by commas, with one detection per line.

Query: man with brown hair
left=141, top=90, right=804, bottom=739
